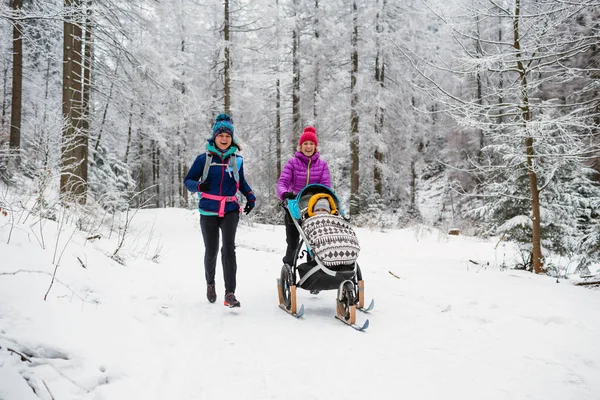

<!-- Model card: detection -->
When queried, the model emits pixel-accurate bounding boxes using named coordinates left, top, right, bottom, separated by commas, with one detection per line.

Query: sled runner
left=276, top=184, right=374, bottom=330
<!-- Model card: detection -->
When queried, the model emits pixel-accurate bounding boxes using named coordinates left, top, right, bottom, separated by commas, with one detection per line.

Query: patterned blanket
left=301, top=214, right=360, bottom=267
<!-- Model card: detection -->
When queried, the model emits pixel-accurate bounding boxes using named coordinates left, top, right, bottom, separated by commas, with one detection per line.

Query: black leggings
left=200, top=211, right=239, bottom=294
left=283, top=210, right=299, bottom=265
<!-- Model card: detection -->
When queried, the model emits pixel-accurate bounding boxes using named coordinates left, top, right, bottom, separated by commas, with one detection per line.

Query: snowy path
left=1, top=208, right=600, bottom=399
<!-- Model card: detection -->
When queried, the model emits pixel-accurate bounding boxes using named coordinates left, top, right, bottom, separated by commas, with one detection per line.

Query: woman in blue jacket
left=184, top=114, right=255, bottom=307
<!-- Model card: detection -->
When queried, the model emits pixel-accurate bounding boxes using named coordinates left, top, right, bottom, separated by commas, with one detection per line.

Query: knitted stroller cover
left=301, top=214, right=360, bottom=267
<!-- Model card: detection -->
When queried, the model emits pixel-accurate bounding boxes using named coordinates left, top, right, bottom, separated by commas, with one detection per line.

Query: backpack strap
left=201, top=153, right=213, bottom=183
left=230, top=155, right=240, bottom=183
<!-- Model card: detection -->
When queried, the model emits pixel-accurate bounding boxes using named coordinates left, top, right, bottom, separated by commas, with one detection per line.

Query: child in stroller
left=277, top=184, right=373, bottom=329
left=311, top=197, right=331, bottom=215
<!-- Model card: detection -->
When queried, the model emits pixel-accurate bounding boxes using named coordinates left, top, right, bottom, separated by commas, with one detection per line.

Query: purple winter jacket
left=277, top=151, right=331, bottom=200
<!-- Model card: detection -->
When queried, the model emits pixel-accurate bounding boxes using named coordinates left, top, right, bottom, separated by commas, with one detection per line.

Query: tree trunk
left=94, top=59, right=119, bottom=159
left=410, top=159, right=417, bottom=212
left=514, top=0, right=543, bottom=274
left=1, top=62, right=8, bottom=135
left=170, top=161, right=175, bottom=207
left=276, top=78, right=282, bottom=179
left=9, top=0, right=23, bottom=164
left=180, top=153, right=185, bottom=207
left=152, top=140, right=160, bottom=207
left=137, top=140, right=145, bottom=207
left=374, top=112, right=384, bottom=197
left=224, top=0, right=231, bottom=114
left=349, top=0, right=360, bottom=216
left=61, top=0, right=75, bottom=197
left=61, top=0, right=86, bottom=203
left=497, top=15, right=504, bottom=125
left=157, top=146, right=161, bottom=207
left=124, top=105, right=134, bottom=164
left=373, top=0, right=386, bottom=198
left=292, top=0, right=301, bottom=150
left=475, top=12, right=484, bottom=164
left=313, top=0, right=320, bottom=121
left=78, top=0, right=92, bottom=200
left=180, top=34, right=188, bottom=206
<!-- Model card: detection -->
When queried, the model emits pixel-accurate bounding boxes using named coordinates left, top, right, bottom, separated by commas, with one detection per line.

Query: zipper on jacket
left=305, top=157, right=312, bottom=186
left=219, top=157, right=225, bottom=194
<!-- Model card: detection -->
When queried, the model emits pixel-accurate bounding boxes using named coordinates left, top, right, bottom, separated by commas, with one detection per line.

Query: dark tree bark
left=152, top=140, right=160, bottom=207
left=60, top=0, right=87, bottom=203
left=180, top=37, right=188, bottom=206
left=94, top=59, right=119, bottom=159
left=224, top=0, right=231, bottom=114
left=475, top=13, right=484, bottom=164
left=313, top=0, right=320, bottom=121
left=79, top=0, right=92, bottom=196
left=514, top=0, right=543, bottom=274
left=276, top=78, right=282, bottom=179
left=124, top=105, right=134, bottom=164
left=349, top=0, right=360, bottom=216
left=373, top=0, right=386, bottom=198
left=292, top=0, right=301, bottom=150
left=9, top=0, right=23, bottom=164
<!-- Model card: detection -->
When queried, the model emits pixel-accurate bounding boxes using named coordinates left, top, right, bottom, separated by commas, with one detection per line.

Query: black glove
left=244, top=201, right=255, bottom=215
left=199, top=181, right=210, bottom=192
left=282, top=192, right=295, bottom=200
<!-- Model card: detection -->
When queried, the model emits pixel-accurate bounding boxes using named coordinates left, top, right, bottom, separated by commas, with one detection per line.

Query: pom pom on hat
left=299, top=126, right=318, bottom=146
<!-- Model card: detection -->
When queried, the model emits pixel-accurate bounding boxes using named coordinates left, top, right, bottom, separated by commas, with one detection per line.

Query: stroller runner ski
left=276, top=184, right=374, bottom=330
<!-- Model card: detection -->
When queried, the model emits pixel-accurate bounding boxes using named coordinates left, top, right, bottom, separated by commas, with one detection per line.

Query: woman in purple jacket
left=277, top=126, right=331, bottom=266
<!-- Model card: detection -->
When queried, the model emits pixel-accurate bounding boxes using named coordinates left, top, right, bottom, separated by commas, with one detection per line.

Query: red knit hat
left=299, top=126, right=318, bottom=146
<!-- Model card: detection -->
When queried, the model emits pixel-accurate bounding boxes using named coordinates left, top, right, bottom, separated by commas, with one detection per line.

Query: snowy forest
left=0, top=0, right=599, bottom=274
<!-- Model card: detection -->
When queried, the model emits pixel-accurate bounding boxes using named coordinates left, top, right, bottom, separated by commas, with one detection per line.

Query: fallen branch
left=574, top=280, right=600, bottom=287
left=388, top=271, right=401, bottom=279
left=469, top=259, right=489, bottom=266
left=4, top=346, right=32, bottom=363
left=468, top=259, right=489, bottom=273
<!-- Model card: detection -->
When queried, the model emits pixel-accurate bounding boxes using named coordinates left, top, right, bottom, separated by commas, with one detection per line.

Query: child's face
left=313, top=200, right=330, bottom=214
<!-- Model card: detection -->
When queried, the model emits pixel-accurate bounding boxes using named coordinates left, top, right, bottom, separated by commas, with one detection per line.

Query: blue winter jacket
left=184, top=143, right=255, bottom=216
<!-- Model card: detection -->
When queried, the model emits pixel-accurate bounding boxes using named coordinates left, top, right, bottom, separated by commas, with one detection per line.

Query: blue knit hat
left=210, top=113, right=241, bottom=149
left=212, top=113, right=234, bottom=139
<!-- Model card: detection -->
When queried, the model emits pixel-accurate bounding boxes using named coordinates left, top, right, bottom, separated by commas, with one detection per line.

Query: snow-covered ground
left=1, top=206, right=600, bottom=400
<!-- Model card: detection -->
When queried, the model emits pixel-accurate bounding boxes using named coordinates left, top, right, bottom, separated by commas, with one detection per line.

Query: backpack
left=202, top=152, right=241, bottom=184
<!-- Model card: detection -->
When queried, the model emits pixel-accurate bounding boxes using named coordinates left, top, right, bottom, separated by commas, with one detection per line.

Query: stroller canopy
left=288, top=184, right=343, bottom=220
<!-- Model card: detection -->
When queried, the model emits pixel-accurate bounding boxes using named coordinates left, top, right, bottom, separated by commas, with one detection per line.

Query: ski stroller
left=276, top=184, right=374, bottom=330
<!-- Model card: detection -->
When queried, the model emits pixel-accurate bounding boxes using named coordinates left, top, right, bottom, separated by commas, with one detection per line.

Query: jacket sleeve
left=238, top=161, right=256, bottom=202
left=184, top=154, right=205, bottom=193
left=277, top=158, right=295, bottom=200
left=321, top=160, right=331, bottom=189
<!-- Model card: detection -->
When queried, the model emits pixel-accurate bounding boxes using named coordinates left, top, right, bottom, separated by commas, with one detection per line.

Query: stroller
left=276, top=184, right=374, bottom=330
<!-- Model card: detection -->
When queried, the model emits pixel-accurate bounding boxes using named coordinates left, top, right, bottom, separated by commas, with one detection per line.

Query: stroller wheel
left=336, top=280, right=356, bottom=322
left=280, top=264, right=294, bottom=310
